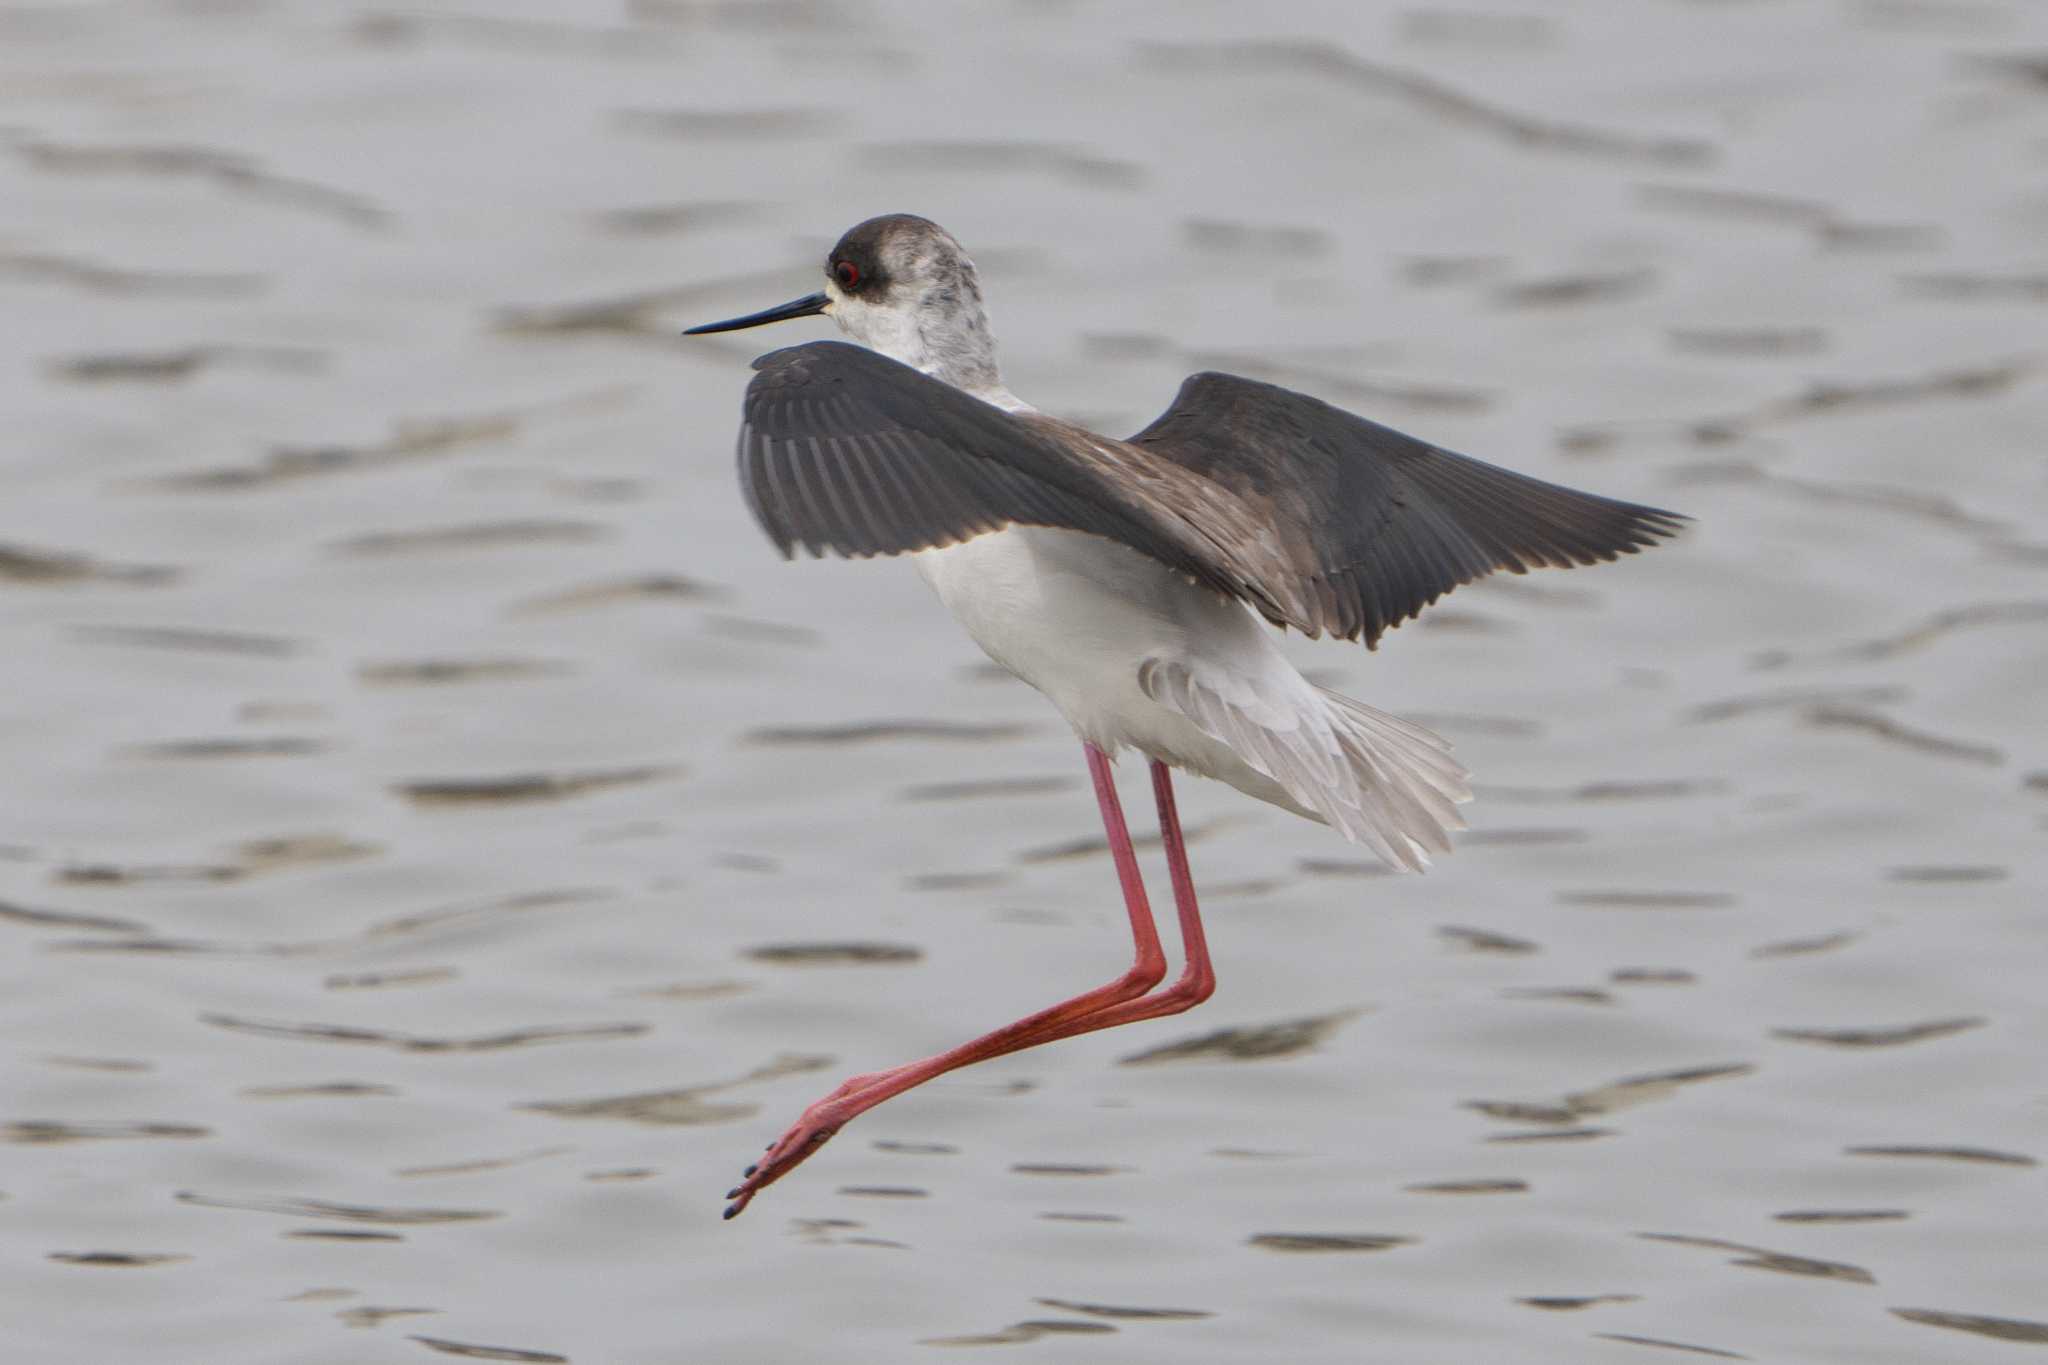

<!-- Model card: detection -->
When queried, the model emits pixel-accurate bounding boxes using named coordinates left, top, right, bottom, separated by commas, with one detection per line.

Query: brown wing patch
left=1125, top=371, right=1687, bottom=645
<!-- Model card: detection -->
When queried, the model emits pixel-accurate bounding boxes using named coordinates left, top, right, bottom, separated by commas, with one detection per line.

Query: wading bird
left=685, top=215, right=1684, bottom=1217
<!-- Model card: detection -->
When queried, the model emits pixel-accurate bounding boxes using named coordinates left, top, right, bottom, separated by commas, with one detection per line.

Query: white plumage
left=915, top=500, right=1470, bottom=872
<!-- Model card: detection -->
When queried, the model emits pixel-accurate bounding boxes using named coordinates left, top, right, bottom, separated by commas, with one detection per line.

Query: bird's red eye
left=833, top=260, right=860, bottom=289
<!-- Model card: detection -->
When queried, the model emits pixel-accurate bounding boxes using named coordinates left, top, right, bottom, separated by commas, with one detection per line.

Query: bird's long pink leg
left=926, top=760, right=1214, bottom=1052
left=723, top=743, right=1167, bottom=1218
left=779, top=762, right=1216, bottom=1085
left=997, top=759, right=1216, bottom=1039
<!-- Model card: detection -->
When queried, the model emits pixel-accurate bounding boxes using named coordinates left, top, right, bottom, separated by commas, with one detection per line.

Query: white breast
left=913, top=527, right=1294, bottom=769
left=911, top=525, right=1471, bottom=871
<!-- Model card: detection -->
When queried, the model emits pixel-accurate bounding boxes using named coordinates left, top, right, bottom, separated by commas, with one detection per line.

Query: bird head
left=685, top=214, right=1001, bottom=391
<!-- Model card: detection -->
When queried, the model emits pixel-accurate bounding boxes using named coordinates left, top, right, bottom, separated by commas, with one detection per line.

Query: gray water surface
left=3, top=2, right=2046, bottom=1361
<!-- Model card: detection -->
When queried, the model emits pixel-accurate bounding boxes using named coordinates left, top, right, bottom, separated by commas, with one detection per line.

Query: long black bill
left=682, top=292, right=830, bottom=335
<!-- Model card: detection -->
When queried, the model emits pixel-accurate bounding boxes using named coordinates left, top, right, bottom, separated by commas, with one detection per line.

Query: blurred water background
left=3, top=1, right=2045, bottom=1361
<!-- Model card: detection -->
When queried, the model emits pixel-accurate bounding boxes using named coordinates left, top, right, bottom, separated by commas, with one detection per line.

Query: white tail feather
left=1139, top=658, right=1472, bottom=872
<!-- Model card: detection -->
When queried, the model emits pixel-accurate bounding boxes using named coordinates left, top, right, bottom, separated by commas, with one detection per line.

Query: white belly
left=911, top=527, right=1313, bottom=808
left=870, top=388, right=1463, bottom=867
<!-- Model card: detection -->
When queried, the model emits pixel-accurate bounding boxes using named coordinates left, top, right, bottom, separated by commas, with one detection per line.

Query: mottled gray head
left=685, top=214, right=1004, bottom=396
left=819, top=215, right=998, bottom=389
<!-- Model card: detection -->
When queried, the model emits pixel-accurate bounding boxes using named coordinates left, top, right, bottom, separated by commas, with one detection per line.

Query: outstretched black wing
left=1125, top=371, right=1688, bottom=647
left=731, top=341, right=1259, bottom=605
left=729, top=343, right=1685, bottom=649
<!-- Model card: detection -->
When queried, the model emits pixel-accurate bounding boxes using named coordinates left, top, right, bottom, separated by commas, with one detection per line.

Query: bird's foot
left=722, top=1116, right=839, bottom=1219
left=721, top=1073, right=900, bottom=1219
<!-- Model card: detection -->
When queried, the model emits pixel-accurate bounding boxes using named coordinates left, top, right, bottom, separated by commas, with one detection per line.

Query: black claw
left=743, top=1163, right=758, bottom=1177
left=723, top=1202, right=739, bottom=1220
left=726, top=1186, right=742, bottom=1199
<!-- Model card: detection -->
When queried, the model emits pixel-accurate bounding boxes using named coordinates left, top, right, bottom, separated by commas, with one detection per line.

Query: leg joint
left=1115, top=954, right=1169, bottom=998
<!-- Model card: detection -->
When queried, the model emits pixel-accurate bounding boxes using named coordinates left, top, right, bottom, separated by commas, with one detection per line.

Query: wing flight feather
left=728, top=343, right=1686, bottom=647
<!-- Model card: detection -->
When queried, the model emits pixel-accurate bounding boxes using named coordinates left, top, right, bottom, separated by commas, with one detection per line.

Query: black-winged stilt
left=685, top=214, right=1685, bottom=1217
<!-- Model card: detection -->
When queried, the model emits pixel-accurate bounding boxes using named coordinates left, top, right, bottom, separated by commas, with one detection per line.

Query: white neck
left=829, top=279, right=1018, bottom=406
